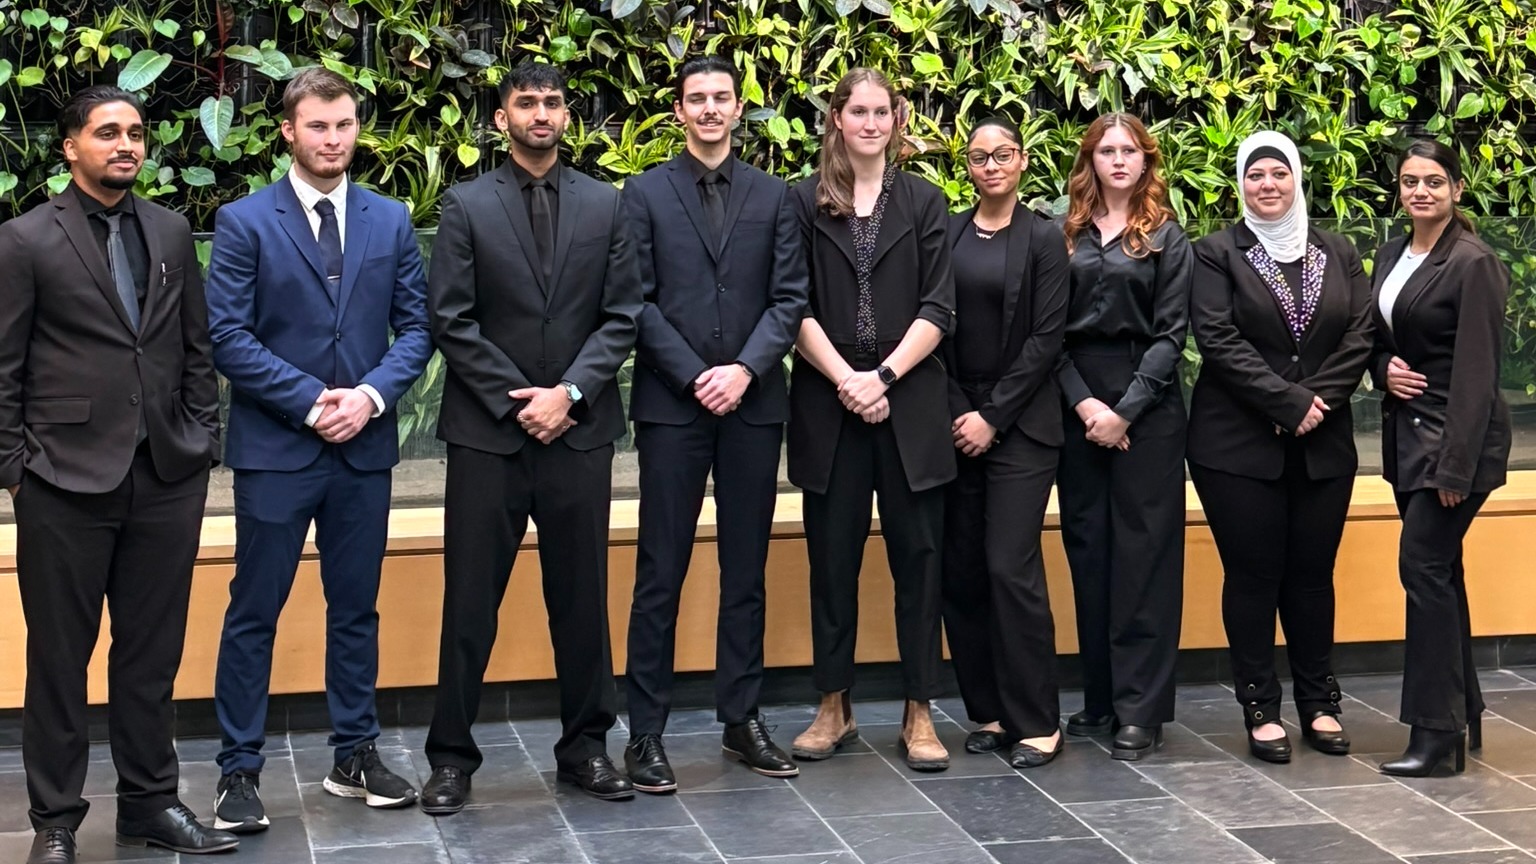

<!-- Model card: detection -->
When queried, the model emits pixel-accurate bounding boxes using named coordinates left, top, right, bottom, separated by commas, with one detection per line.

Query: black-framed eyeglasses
left=966, top=147, right=1020, bottom=167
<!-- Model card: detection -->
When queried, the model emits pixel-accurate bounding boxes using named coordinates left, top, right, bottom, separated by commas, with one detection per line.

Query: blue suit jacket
left=206, top=175, right=433, bottom=472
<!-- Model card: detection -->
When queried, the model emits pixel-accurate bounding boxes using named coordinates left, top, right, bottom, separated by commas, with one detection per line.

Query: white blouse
left=1377, top=247, right=1428, bottom=333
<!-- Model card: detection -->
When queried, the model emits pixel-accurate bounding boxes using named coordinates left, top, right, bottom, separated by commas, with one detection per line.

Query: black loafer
left=27, top=827, right=76, bottom=864
left=964, top=729, right=1007, bottom=753
left=557, top=754, right=634, bottom=800
left=625, top=734, right=678, bottom=793
left=1009, top=734, right=1063, bottom=769
left=1111, top=724, right=1163, bottom=761
left=1247, top=725, right=1293, bottom=763
left=420, top=766, right=471, bottom=815
left=1066, top=710, right=1116, bottom=736
left=1301, top=712, right=1350, bottom=755
left=723, top=716, right=799, bottom=777
left=116, top=803, right=239, bottom=854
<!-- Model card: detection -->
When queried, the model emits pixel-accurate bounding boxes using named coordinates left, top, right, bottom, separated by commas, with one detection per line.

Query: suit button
left=712, top=328, right=721, bottom=339
left=717, top=284, right=725, bottom=293
left=1290, top=354, right=1300, bottom=362
left=335, top=332, right=343, bottom=342
left=129, top=394, right=139, bottom=405
left=1412, top=416, right=1422, bottom=427
left=537, top=360, right=546, bottom=368
left=135, top=347, right=143, bottom=355
left=544, top=316, right=553, bottom=324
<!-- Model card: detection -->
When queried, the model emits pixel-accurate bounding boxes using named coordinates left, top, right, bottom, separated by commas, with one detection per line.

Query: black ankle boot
left=1469, top=713, right=1483, bottom=751
left=1379, top=726, right=1466, bottom=777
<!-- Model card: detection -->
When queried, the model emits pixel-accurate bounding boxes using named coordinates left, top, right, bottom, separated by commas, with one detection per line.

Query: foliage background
left=3, top=0, right=1535, bottom=438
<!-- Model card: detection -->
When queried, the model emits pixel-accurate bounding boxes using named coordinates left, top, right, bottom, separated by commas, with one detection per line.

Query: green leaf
left=200, top=95, right=235, bottom=150
left=456, top=142, right=481, bottom=167
left=0, top=60, right=11, bottom=87
left=225, top=45, right=266, bottom=65
left=0, top=172, right=17, bottom=197
left=862, top=0, right=893, bottom=14
left=47, top=173, right=72, bottom=196
left=19, top=8, right=48, bottom=29
left=331, top=3, right=361, bottom=29
left=912, top=52, right=944, bottom=75
left=549, top=36, right=578, bottom=64
left=181, top=166, right=217, bottom=187
left=289, top=6, right=305, bottom=24
left=1454, top=91, right=1486, bottom=119
left=835, top=0, right=860, bottom=16
left=440, top=103, right=462, bottom=126
left=49, top=16, right=67, bottom=32
left=612, top=0, right=644, bottom=18
left=193, top=30, right=206, bottom=47
left=461, top=49, right=496, bottom=68
left=767, top=115, right=791, bottom=144
left=153, top=19, right=180, bottom=39
left=16, top=66, right=46, bottom=88
left=259, top=48, right=295, bottom=79
left=442, top=62, right=468, bottom=78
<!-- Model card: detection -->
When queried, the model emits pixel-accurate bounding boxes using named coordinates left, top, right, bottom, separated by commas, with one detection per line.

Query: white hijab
left=1237, top=131, right=1308, bottom=263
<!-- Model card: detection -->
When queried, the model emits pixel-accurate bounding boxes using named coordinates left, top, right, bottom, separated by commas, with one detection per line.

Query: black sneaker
left=323, top=740, right=418, bottom=808
left=213, top=771, right=268, bottom=834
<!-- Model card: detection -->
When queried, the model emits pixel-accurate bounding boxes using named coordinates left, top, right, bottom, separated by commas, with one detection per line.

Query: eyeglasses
left=966, top=147, right=1020, bottom=167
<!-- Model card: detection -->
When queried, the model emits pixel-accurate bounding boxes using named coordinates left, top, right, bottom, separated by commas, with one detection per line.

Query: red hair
left=1063, top=113, right=1175, bottom=258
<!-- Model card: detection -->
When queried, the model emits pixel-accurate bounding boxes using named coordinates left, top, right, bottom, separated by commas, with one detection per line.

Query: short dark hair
left=1399, top=138, right=1464, bottom=184
left=498, top=62, right=567, bottom=104
left=968, top=115, right=1023, bottom=148
left=282, top=68, right=358, bottom=121
left=674, top=55, right=738, bottom=99
left=57, top=86, right=145, bottom=140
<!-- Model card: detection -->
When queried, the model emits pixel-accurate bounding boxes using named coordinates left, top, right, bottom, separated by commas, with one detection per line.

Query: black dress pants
left=1189, top=443, right=1353, bottom=726
left=803, top=412, right=944, bottom=701
left=1395, top=488, right=1489, bottom=732
left=14, top=450, right=208, bottom=830
left=626, top=414, right=782, bottom=735
left=1057, top=350, right=1186, bottom=727
left=942, top=431, right=1060, bottom=740
left=427, top=442, right=618, bottom=771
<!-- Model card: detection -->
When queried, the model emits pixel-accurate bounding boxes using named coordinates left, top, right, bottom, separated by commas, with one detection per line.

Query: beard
left=100, top=173, right=137, bottom=191
left=296, top=146, right=352, bottom=179
left=509, top=124, right=562, bottom=151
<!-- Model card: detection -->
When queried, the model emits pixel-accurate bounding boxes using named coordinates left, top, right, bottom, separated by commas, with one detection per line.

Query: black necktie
left=530, top=178, right=555, bottom=282
left=313, top=198, right=343, bottom=286
left=701, top=170, right=726, bottom=252
left=102, top=212, right=140, bottom=331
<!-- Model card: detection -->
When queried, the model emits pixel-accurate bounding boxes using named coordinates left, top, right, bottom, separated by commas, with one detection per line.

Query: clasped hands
left=510, top=386, right=575, bottom=444
left=1075, top=398, right=1130, bottom=451
left=837, top=370, right=889, bottom=424
left=313, top=387, right=376, bottom=444
left=693, top=364, right=752, bottom=416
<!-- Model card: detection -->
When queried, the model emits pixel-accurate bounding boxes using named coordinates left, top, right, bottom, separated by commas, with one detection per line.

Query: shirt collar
left=288, top=169, right=349, bottom=215
left=72, top=182, right=136, bottom=218
left=682, top=149, right=734, bottom=184
left=509, top=157, right=561, bottom=190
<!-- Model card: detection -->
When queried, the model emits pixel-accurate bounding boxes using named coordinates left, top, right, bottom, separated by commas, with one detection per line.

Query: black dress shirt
left=509, top=158, right=560, bottom=240
left=952, top=224, right=1009, bottom=379
left=682, top=150, right=734, bottom=249
left=74, top=183, right=148, bottom=308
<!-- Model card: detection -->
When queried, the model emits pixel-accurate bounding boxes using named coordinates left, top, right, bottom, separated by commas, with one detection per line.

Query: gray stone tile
left=1068, top=797, right=1267, bottom=864
left=1467, top=810, right=1536, bottom=852
left=434, top=799, right=587, bottom=864
left=1140, top=722, right=1239, bottom=765
left=314, top=844, right=453, bottom=864
left=658, top=732, right=791, bottom=793
left=1389, top=761, right=1536, bottom=813
left=1203, top=732, right=1393, bottom=791
left=1482, top=692, right=1536, bottom=731
left=1471, top=717, right=1536, bottom=777
left=1229, top=822, right=1402, bottom=863
left=578, top=826, right=721, bottom=863
left=409, top=745, right=548, bottom=807
left=860, top=721, right=1013, bottom=779
left=985, top=838, right=1132, bottom=864
left=913, top=774, right=1093, bottom=843
left=213, top=815, right=311, bottom=864
left=682, top=787, right=843, bottom=859
left=791, top=752, right=935, bottom=818
left=1403, top=851, right=1536, bottom=863
left=1019, top=738, right=1167, bottom=804
left=1299, top=783, right=1508, bottom=857
left=174, top=736, right=231, bottom=763
left=1327, top=699, right=1416, bottom=755
left=545, top=769, right=693, bottom=833
left=298, top=780, right=442, bottom=850
left=0, top=771, right=31, bottom=832
left=633, top=707, right=724, bottom=736
left=826, top=811, right=994, bottom=864
left=0, top=831, right=34, bottom=863
left=0, top=748, right=24, bottom=772
left=1174, top=698, right=1244, bottom=736
left=1136, top=761, right=1324, bottom=828
left=727, top=856, right=858, bottom=864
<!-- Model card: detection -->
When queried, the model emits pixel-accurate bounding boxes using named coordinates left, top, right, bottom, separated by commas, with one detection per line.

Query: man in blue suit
left=204, top=68, right=433, bottom=833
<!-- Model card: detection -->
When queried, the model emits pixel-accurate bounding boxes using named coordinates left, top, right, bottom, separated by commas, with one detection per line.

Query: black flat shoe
left=723, top=716, right=799, bottom=778
left=420, top=766, right=471, bottom=815
left=558, top=754, right=635, bottom=800
left=1066, top=710, right=1116, bottom=737
left=116, top=803, right=239, bottom=854
left=1379, top=726, right=1465, bottom=777
left=964, top=729, right=1007, bottom=754
left=625, top=734, right=678, bottom=793
left=1247, top=725, right=1292, bottom=764
left=1111, top=725, right=1162, bottom=761
left=27, top=827, right=75, bottom=864
left=1009, top=733, right=1063, bottom=769
left=1300, top=712, right=1350, bottom=755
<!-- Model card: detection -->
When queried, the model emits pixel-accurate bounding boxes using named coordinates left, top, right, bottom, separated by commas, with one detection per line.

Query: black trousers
left=803, top=412, right=944, bottom=701
left=1395, top=488, right=1490, bottom=732
left=427, top=442, right=618, bottom=771
left=626, top=414, right=782, bottom=734
left=1189, top=445, right=1353, bottom=726
left=14, top=449, right=208, bottom=830
left=942, top=431, right=1060, bottom=740
left=1057, top=350, right=1186, bottom=727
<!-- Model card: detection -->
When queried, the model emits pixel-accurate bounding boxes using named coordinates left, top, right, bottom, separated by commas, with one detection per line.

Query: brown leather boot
left=900, top=700, right=950, bottom=771
left=791, top=691, right=858, bottom=760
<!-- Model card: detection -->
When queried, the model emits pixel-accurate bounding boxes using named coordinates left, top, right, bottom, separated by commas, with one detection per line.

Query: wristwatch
left=876, top=365, right=898, bottom=386
left=560, top=381, right=583, bottom=403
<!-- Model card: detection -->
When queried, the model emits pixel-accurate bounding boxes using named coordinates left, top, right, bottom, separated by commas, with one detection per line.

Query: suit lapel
left=337, top=183, right=371, bottom=321
left=1369, top=236, right=1405, bottom=351
left=275, top=177, right=335, bottom=305
left=998, top=202, right=1033, bottom=363
left=493, top=162, right=546, bottom=295
left=547, top=167, right=582, bottom=305
left=1235, top=223, right=1304, bottom=351
left=1390, top=222, right=1458, bottom=336
left=815, top=211, right=857, bottom=271
left=869, top=176, right=913, bottom=271
left=719, top=166, right=753, bottom=257
left=667, top=159, right=716, bottom=262
left=137, top=199, right=164, bottom=332
left=52, top=191, right=137, bottom=333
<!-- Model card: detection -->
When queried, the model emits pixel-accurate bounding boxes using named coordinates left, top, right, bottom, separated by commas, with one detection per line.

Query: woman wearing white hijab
left=1186, top=131, right=1374, bottom=763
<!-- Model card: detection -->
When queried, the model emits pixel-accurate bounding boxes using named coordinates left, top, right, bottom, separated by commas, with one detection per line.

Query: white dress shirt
left=288, top=170, right=386, bottom=426
left=1377, top=246, right=1428, bottom=335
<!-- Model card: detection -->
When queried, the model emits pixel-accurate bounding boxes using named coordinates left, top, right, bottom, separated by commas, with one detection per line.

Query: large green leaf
left=0, top=60, right=12, bottom=88
left=200, top=96, right=236, bottom=151
left=182, top=166, right=217, bottom=187
left=118, top=50, right=173, bottom=92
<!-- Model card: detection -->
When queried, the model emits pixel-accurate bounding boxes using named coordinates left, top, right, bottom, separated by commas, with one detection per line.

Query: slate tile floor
left=7, top=669, right=1536, bottom=863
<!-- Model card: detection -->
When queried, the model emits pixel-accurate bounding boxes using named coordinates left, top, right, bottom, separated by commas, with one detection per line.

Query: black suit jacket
left=428, top=160, right=642, bottom=454
left=1368, top=221, right=1511, bottom=495
left=1187, top=223, right=1374, bottom=480
left=787, top=171, right=957, bottom=494
left=0, top=185, right=220, bottom=493
left=621, top=154, right=808, bottom=426
left=942, top=204, right=1069, bottom=447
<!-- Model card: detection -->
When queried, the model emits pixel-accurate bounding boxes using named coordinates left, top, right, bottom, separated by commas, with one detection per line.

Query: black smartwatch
left=876, top=364, right=898, bottom=386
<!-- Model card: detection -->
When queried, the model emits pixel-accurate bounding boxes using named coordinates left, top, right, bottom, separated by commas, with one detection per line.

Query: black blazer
left=1368, top=220, right=1511, bottom=495
left=1187, top=223, right=1374, bottom=480
left=0, top=185, right=220, bottom=493
left=787, top=171, right=957, bottom=494
left=942, top=204, right=1069, bottom=447
left=428, top=160, right=642, bottom=454
left=621, top=154, right=809, bottom=426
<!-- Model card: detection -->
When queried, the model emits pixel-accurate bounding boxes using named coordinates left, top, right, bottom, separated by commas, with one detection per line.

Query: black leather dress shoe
left=1247, top=726, right=1292, bottom=764
left=1009, top=734, right=1063, bottom=769
left=557, top=754, right=634, bottom=800
left=625, top=734, right=678, bottom=793
left=1111, top=725, right=1163, bottom=761
left=116, top=803, right=239, bottom=854
left=964, top=729, right=1007, bottom=753
left=420, top=766, right=472, bottom=815
left=723, top=716, right=799, bottom=777
left=27, top=827, right=76, bottom=864
left=1300, top=712, right=1350, bottom=756
left=1066, top=710, right=1116, bottom=736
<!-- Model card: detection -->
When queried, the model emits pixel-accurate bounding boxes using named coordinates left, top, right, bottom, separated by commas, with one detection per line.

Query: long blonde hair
left=816, top=67, right=906, bottom=218
left=1063, top=113, right=1175, bottom=258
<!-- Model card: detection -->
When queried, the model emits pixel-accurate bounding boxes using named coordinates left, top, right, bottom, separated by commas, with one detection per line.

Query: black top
left=74, top=183, right=148, bottom=306
left=1057, top=220, right=1193, bottom=423
left=508, top=158, right=561, bottom=226
left=951, top=223, right=1010, bottom=378
left=681, top=149, right=735, bottom=186
left=1277, top=258, right=1304, bottom=309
